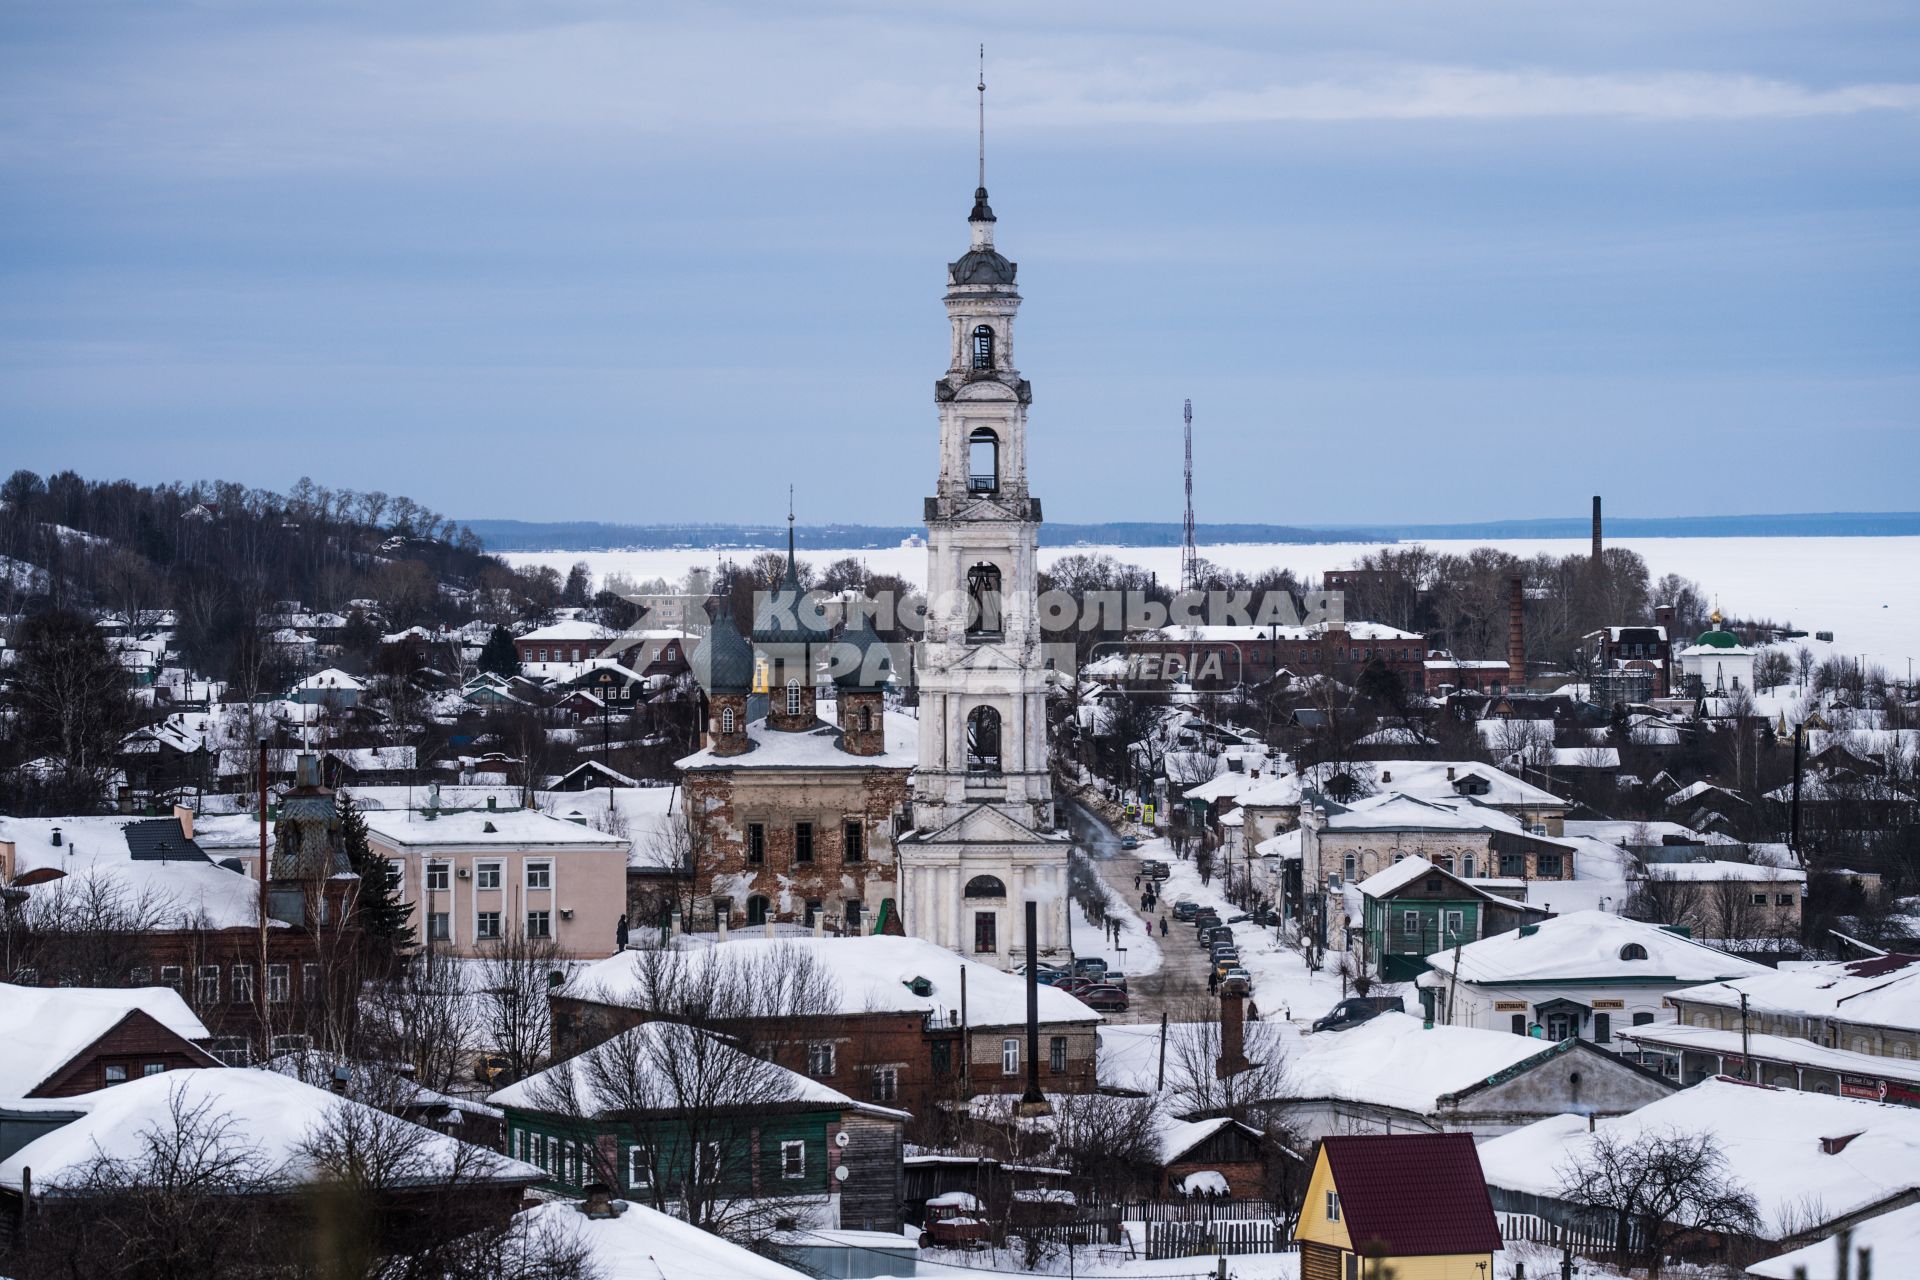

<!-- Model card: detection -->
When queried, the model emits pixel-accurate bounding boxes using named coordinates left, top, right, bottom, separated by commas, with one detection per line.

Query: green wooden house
left=488, top=1022, right=907, bottom=1234
left=1357, top=855, right=1550, bottom=981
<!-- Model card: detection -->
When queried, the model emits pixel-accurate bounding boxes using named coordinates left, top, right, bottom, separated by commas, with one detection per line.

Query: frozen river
left=504, top=534, right=1920, bottom=673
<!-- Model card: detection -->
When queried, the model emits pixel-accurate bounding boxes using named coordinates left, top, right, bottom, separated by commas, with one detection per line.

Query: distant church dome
left=698, top=609, right=756, bottom=694
left=1696, top=609, right=1740, bottom=649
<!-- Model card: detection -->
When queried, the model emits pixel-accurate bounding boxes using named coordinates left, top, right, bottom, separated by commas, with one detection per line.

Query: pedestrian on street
left=1208, top=969, right=1219, bottom=995
left=1133, top=874, right=1141, bottom=890
left=1247, top=1000, right=1260, bottom=1022
left=1159, top=916, right=1168, bottom=937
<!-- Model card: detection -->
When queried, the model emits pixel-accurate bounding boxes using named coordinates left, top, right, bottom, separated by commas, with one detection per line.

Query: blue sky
left=2, top=2, right=1916, bottom=526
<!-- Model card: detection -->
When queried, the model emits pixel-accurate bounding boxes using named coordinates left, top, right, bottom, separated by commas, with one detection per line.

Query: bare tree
left=1162, top=1000, right=1291, bottom=1120
left=1626, top=866, right=1705, bottom=933
left=1556, top=1127, right=1760, bottom=1277
left=475, top=926, right=573, bottom=1082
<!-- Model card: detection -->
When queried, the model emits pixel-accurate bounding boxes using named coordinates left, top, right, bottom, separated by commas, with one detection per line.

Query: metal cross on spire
left=977, top=45, right=986, bottom=191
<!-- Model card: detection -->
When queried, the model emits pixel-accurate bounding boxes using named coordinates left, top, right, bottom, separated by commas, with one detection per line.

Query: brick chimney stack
left=1216, top=993, right=1252, bottom=1079
left=1507, top=576, right=1526, bottom=691
left=1592, top=495, right=1603, bottom=562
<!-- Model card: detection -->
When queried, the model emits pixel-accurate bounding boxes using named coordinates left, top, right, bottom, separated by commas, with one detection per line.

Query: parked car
left=1144, top=861, right=1171, bottom=881
left=1054, top=977, right=1094, bottom=997
left=1119, top=835, right=1140, bottom=850
left=1213, top=955, right=1243, bottom=979
left=1220, top=968, right=1253, bottom=996
left=1310, top=995, right=1405, bottom=1033
left=1072, top=957, right=1109, bottom=980
left=1015, top=963, right=1067, bottom=985
left=921, top=1192, right=990, bottom=1250
left=1172, top=899, right=1199, bottom=922
left=1078, top=984, right=1130, bottom=1012
left=1101, top=972, right=1129, bottom=993
left=1192, top=912, right=1221, bottom=932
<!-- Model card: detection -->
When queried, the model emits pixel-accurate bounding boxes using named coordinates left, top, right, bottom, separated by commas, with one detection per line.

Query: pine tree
left=338, top=793, right=414, bottom=965
left=478, top=625, right=520, bottom=678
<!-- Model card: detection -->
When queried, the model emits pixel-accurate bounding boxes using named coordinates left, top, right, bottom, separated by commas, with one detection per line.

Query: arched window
left=1632, top=1012, right=1655, bottom=1027
left=721, top=706, right=736, bottom=734
left=785, top=679, right=802, bottom=717
left=1619, top=943, right=1648, bottom=961
left=968, top=428, right=999, bottom=493
left=966, top=562, right=1003, bottom=636
left=964, top=875, right=1007, bottom=898
left=1342, top=853, right=1357, bottom=882
left=1461, top=854, right=1476, bottom=878
left=858, top=705, right=873, bottom=732
left=746, top=896, right=770, bottom=926
left=965, top=706, right=1002, bottom=772
left=971, top=324, right=994, bottom=370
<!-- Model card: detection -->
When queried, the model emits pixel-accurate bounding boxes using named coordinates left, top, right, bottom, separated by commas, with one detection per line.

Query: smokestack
left=1216, top=993, right=1251, bottom=1079
left=1507, top=576, right=1526, bottom=691
left=1591, top=495, right=1603, bottom=561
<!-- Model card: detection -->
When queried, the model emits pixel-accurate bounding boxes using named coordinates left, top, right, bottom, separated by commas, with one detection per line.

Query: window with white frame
left=807, top=1042, right=836, bottom=1077
left=780, top=1140, right=805, bottom=1179
left=476, top=860, right=502, bottom=890
left=1002, top=1037, right=1020, bottom=1075
left=302, top=963, right=320, bottom=1002
left=872, top=1066, right=899, bottom=1101
left=785, top=679, right=802, bottom=717
left=721, top=706, right=736, bottom=733
left=476, top=910, right=502, bottom=940
left=426, top=861, right=450, bottom=892
left=160, top=964, right=183, bottom=991
left=526, top=910, right=552, bottom=939
left=627, top=1145, right=650, bottom=1188
left=196, top=965, right=219, bottom=1005
left=526, top=860, right=553, bottom=891
left=1326, top=1190, right=1341, bottom=1222
left=428, top=912, right=451, bottom=942
left=231, top=964, right=255, bottom=1005
left=267, top=964, right=290, bottom=1004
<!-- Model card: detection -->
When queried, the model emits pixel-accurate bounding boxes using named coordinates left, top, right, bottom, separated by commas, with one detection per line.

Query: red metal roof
left=1320, top=1132, right=1503, bottom=1257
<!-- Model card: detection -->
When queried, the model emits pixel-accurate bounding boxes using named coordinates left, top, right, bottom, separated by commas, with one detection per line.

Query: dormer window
left=1619, top=943, right=1649, bottom=961
left=971, top=325, right=994, bottom=370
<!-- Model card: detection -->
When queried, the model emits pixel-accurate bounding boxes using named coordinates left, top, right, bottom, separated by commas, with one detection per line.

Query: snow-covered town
left=3, top=7, right=1918, bottom=1280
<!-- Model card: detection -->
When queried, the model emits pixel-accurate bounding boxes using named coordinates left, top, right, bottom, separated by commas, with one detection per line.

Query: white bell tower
left=899, top=59, right=1070, bottom=965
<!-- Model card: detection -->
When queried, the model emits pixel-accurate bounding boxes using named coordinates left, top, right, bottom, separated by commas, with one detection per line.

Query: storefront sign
left=1494, top=1000, right=1528, bottom=1012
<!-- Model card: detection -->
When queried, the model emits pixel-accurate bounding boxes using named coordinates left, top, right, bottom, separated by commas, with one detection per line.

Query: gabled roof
left=1315, top=1132, right=1502, bottom=1256
left=0, top=985, right=213, bottom=1095
left=1424, top=910, right=1769, bottom=985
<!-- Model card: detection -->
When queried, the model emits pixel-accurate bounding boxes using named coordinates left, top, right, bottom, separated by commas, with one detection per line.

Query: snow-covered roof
left=1667, top=954, right=1920, bottom=1032
left=1549, top=746, right=1620, bottom=768
left=0, top=985, right=212, bottom=1095
left=361, top=806, right=627, bottom=851
left=1156, top=1115, right=1253, bottom=1165
left=1639, top=859, right=1805, bottom=884
left=565, top=936, right=1101, bottom=1029
left=0, top=1069, right=543, bottom=1192
left=1746, top=1201, right=1920, bottom=1279
left=292, top=667, right=362, bottom=692
left=1423, top=910, right=1770, bottom=985
left=518, top=1200, right=811, bottom=1280
left=1319, top=792, right=1569, bottom=843
left=1618, top=1022, right=1920, bottom=1088
left=1323, top=761, right=1564, bottom=811
left=676, top=706, right=917, bottom=772
left=1253, top=828, right=1302, bottom=860
left=488, top=1021, right=890, bottom=1117
left=0, top=815, right=282, bottom=932
left=1477, top=1078, right=1920, bottom=1240
left=518, top=620, right=619, bottom=642
left=327, top=745, right=416, bottom=772
left=1156, top=621, right=1422, bottom=643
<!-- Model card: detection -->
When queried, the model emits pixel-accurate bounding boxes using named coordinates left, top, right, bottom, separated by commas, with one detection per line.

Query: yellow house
left=1295, top=1133, right=1502, bottom=1280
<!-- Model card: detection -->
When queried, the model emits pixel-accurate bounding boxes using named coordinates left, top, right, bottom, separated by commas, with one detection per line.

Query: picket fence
left=1144, top=1219, right=1295, bottom=1261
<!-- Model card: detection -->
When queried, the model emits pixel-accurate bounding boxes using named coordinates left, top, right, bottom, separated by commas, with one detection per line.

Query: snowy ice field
left=505, top=535, right=1920, bottom=671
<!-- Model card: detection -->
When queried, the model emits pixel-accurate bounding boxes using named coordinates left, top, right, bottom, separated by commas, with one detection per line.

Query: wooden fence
left=1145, top=1219, right=1294, bottom=1261
left=1115, top=1199, right=1283, bottom=1224
left=1500, top=1211, right=1642, bottom=1256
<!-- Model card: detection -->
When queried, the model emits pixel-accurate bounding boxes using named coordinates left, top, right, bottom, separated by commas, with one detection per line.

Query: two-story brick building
left=549, top=935, right=1102, bottom=1136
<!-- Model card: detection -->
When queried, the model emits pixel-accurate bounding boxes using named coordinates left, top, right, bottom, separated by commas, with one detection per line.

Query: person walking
left=1207, top=968, right=1219, bottom=995
left=1159, top=915, right=1168, bottom=937
left=1133, top=874, right=1141, bottom=890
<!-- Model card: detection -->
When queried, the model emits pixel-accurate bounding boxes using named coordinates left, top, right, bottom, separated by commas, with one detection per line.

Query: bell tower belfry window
left=971, top=325, right=995, bottom=370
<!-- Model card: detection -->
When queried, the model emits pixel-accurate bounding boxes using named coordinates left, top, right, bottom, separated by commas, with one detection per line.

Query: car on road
left=1055, top=976, right=1095, bottom=997
left=1015, top=963, right=1068, bottom=985
left=1142, top=860, right=1170, bottom=880
left=1310, top=995, right=1405, bottom=1033
left=1172, top=899, right=1199, bottom=922
left=1192, top=911, right=1221, bottom=930
left=1119, top=835, right=1140, bottom=850
left=1220, top=968, right=1253, bottom=996
left=1212, top=955, right=1243, bottom=979
left=1078, top=984, right=1130, bottom=1012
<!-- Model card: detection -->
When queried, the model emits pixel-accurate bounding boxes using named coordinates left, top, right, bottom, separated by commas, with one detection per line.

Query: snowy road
left=1066, top=800, right=1209, bottom=1024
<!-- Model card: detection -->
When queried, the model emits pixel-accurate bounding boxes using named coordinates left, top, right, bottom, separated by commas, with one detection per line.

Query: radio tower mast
left=1179, top=398, right=1198, bottom=593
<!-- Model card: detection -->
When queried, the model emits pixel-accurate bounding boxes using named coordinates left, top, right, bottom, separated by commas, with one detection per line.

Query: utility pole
left=1739, top=991, right=1752, bottom=1079
left=1790, top=722, right=1805, bottom=857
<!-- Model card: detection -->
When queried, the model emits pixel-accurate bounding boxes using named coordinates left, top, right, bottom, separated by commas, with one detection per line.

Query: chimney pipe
left=1020, top=900, right=1048, bottom=1112
left=1591, top=495, right=1603, bottom=562
left=1507, top=576, right=1526, bottom=691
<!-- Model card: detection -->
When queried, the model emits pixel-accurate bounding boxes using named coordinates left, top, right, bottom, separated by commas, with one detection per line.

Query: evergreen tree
left=478, top=625, right=520, bottom=678
left=338, top=793, right=414, bottom=965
